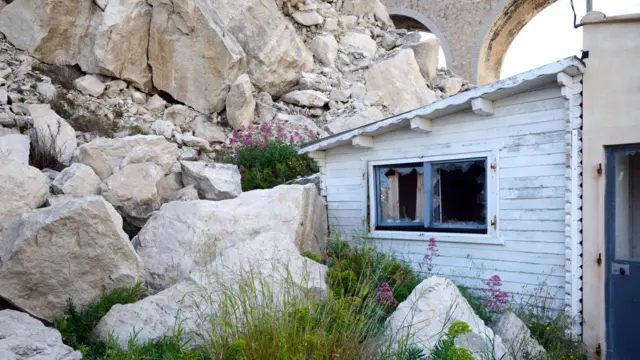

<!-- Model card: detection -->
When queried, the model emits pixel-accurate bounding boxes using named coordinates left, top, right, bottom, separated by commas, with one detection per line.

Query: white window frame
left=367, top=149, right=502, bottom=245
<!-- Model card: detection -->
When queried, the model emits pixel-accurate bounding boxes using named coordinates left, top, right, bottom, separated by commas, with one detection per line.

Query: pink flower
left=376, top=283, right=398, bottom=309
left=422, top=238, right=440, bottom=272
left=484, top=275, right=510, bottom=312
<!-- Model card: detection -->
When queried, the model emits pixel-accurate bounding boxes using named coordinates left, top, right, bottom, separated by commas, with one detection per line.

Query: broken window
left=375, top=158, right=488, bottom=233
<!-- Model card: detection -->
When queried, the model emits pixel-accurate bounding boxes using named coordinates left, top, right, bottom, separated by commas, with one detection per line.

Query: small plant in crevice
left=221, top=123, right=320, bottom=191
left=51, top=91, right=76, bottom=120
left=67, top=111, right=120, bottom=138
left=28, top=125, right=67, bottom=171
left=43, top=64, right=83, bottom=90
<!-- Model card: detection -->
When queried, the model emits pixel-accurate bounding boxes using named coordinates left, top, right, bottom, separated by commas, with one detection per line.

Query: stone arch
left=387, top=7, right=454, bottom=70
left=475, top=0, right=556, bottom=85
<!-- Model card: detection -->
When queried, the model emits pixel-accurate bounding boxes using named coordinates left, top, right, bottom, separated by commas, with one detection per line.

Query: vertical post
left=586, top=0, right=593, bottom=12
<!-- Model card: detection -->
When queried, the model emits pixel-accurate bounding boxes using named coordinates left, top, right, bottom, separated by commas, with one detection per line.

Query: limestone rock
left=0, top=309, right=82, bottom=360
left=150, top=120, right=175, bottom=140
left=156, top=173, right=184, bottom=203
left=28, top=104, right=77, bottom=164
left=36, top=82, right=57, bottom=102
left=292, top=11, right=324, bottom=26
left=52, top=163, right=101, bottom=196
left=135, top=184, right=328, bottom=291
left=148, top=0, right=246, bottom=114
left=194, top=116, right=226, bottom=143
left=340, top=32, right=377, bottom=58
left=340, top=0, right=392, bottom=27
left=73, top=135, right=179, bottom=180
left=180, top=161, right=241, bottom=201
left=164, top=105, right=190, bottom=127
left=181, top=133, right=210, bottom=151
left=365, top=49, right=436, bottom=115
left=493, top=311, right=546, bottom=359
left=74, top=75, right=105, bottom=97
left=329, top=88, right=350, bottom=102
left=409, top=38, right=440, bottom=81
left=256, top=92, right=278, bottom=123
left=100, top=162, right=165, bottom=226
left=0, top=197, right=145, bottom=321
left=145, top=94, right=166, bottom=113
left=0, top=160, right=49, bottom=225
left=325, top=107, right=384, bottom=134
left=105, top=80, right=128, bottom=97
left=441, top=77, right=464, bottom=98
left=212, top=0, right=314, bottom=96
left=131, top=89, right=147, bottom=105
left=0, top=133, right=29, bottom=165
left=281, top=90, right=329, bottom=108
left=0, top=89, right=7, bottom=106
left=0, top=0, right=152, bottom=90
left=173, top=184, right=199, bottom=201
left=226, top=74, right=256, bottom=130
left=386, top=277, right=507, bottom=357
left=310, top=34, right=338, bottom=67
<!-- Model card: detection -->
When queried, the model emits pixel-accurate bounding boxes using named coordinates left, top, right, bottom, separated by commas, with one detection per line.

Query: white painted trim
left=352, top=136, right=374, bottom=149
left=300, top=57, right=585, bottom=153
left=410, top=117, right=433, bottom=133
left=557, top=72, right=574, bottom=88
left=472, top=98, right=494, bottom=116
left=365, top=150, right=501, bottom=245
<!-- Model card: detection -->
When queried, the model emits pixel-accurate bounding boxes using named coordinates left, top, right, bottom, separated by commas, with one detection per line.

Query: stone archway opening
left=476, top=0, right=555, bottom=85
left=387, top=7, right=452, bottom=70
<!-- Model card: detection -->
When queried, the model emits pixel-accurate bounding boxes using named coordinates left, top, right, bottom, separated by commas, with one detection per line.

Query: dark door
left=606, top=146, right=640, bottom=359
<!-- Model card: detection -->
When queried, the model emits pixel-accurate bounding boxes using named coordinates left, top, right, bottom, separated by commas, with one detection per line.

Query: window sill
left=367, top=230, right=504, bottom=245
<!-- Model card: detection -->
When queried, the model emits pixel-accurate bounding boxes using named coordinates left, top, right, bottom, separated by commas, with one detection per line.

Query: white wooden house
left=300, top=57, right=585, bottom=334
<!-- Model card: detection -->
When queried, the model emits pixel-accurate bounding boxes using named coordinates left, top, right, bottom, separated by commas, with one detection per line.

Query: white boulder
left=226, top=74, right=256, bottom=130
left=0, top=160, right=49, bottom=226
left=340, top=0, right=393, bottom=27
left=73, top=135, right=179, bottom=180
left=135, top=184, right=328, bottom=291
left=281, top=90, right=329, bottom=108
left=52, top=163, right=101, bottom=196
left=180, top=161, right=242, bottom=201
left=365, top=49, right=437, bottom=115
left=74, top=75, right=106, bottom=97
left=194, top=116, right=226, bottom=143
left=310, top=34, right=338, bottom=68
left=339, top=32, right=377, bottom=58
left=0, top=309, right=82, bottom=360
left=292, top=10, right=324, bottom=26
left=100, top=162, right=165, bottom=227
left=28, top=104, right=77, bottom=164
left=386, top=277, right=507, bottom=358
left=0, top=197, right=145, bottom=321
left=409, top=38, right=440, bottom=81
left=0, top=133, right=30, bottom=165
left=493, top=311, right=546, bottom=359
left=150, top=120, right=175, bottom=139
left=325, top=107, right=384, bottom=134
left=163, top=105, right=190, bottom=127
left=36, top=82, right=57, bottom=102
left=145, top=94, right=166, bottom=112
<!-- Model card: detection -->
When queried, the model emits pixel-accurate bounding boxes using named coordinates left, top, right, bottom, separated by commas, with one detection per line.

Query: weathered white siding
left=320, top=82, right=582, bottom=311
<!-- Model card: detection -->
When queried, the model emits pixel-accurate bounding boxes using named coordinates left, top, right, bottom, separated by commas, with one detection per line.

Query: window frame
left=367, top=151, right=501, bottom=245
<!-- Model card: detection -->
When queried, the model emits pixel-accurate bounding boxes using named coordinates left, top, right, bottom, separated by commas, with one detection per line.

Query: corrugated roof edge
left=300, top=56, right=585, bottom=153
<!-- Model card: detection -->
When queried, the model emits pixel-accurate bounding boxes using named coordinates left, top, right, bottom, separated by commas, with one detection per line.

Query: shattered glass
left=431, top=159, right=486, bottom=227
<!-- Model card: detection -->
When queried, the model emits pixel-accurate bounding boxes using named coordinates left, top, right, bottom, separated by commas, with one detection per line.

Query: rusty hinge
left=597, top=253, right=602, bottom=266
left=490, top=215, right=497, bottom=231
left=595, top=343, right=602, bottom=359
left=596, top=163, right=603, bottom=176
left=490, top=162, right=497, bottom=171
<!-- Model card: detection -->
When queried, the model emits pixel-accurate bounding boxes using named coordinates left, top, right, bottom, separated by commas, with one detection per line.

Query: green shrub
left=51, top=91, right=76, bottom=120
left=225, top=123, right=320, bottom=191
left=301, top=251, right=323, bottom=263
left=430, top=320, right=474, bottom=360
left=53, top=283, right=144, bottom=359
left=102, top=333, right=209, bottom=360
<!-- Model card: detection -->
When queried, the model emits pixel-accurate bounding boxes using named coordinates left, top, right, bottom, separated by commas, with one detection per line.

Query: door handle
left=620, top=267, right=626, bottom=276
left=612, top=263, right=630, bottom=276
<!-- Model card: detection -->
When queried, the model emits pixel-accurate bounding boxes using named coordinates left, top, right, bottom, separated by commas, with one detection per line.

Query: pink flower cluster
left=375, top=282, right=398, bottom=309
left=484, top=274, right=510, bottom=312
left=227, top=123, right=321, bottom=156
left=422, top=237, right=440, bottom=272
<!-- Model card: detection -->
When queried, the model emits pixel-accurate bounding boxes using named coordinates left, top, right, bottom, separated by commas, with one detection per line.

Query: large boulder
left=493, top=311, right=546, bottom=359
left=0, top=160, right=49, bottom=226
left=310, top=34, right=338, bottom=68
left=213, top=0, right=314, bottom=96
left=0, top=0, right=152, bottom=90
left=365, top=49, right=437, bottom=115
left=407, top=38, right=440, bottom=81
left=226, top=74, right=256, bottom=130
left=135, top=184, right=328, bottom=291
left=340, top=0, right=393, bottom=27
left=281, top=90, right=329, bottom=108
left=325, top=107, right=384, bottom=134
left=0, top=309, right=82, bottom=360
left=74, top=75, right=105, bottom=97
left=148, top=0, right=246, bottom=114
left=386, top=277, right=507, bottom=358
left=72, top=135, right=179, bottom=180
left=339, top=32, right=377, bottom=58
left=95, top=231, right=327, bottom=348
left=52, top=163, right=101, bottom=196
left=0, top=133, right=29, bottom=165
left=180, top=161, right=242, bottom=201
left=100, top=162, right=165, bottom=227
left=0, top=197, right=145, bottom=321
left=28, top=104, right=77, bottom=164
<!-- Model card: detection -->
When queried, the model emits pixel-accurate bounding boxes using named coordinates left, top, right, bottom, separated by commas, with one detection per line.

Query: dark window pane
left=431, top=159, right=486, bottom=227
left=378, top=165, right=424, bottom=225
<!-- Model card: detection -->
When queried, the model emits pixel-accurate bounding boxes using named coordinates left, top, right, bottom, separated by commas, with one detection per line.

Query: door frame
left=604, top=144, right=640, bottom=357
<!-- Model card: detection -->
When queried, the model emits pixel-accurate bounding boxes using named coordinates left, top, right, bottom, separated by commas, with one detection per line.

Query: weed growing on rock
left=51, top=91, right=76, bottom=120
left=28, top=123, right=67, bottom=171
left=224, top=123, right=319, bottom=191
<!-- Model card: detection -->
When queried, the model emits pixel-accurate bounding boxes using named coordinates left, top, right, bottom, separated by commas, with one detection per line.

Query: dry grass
left=28, top=125, right=67, bottom=171
left=42, top=64, right=83, bottom=90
